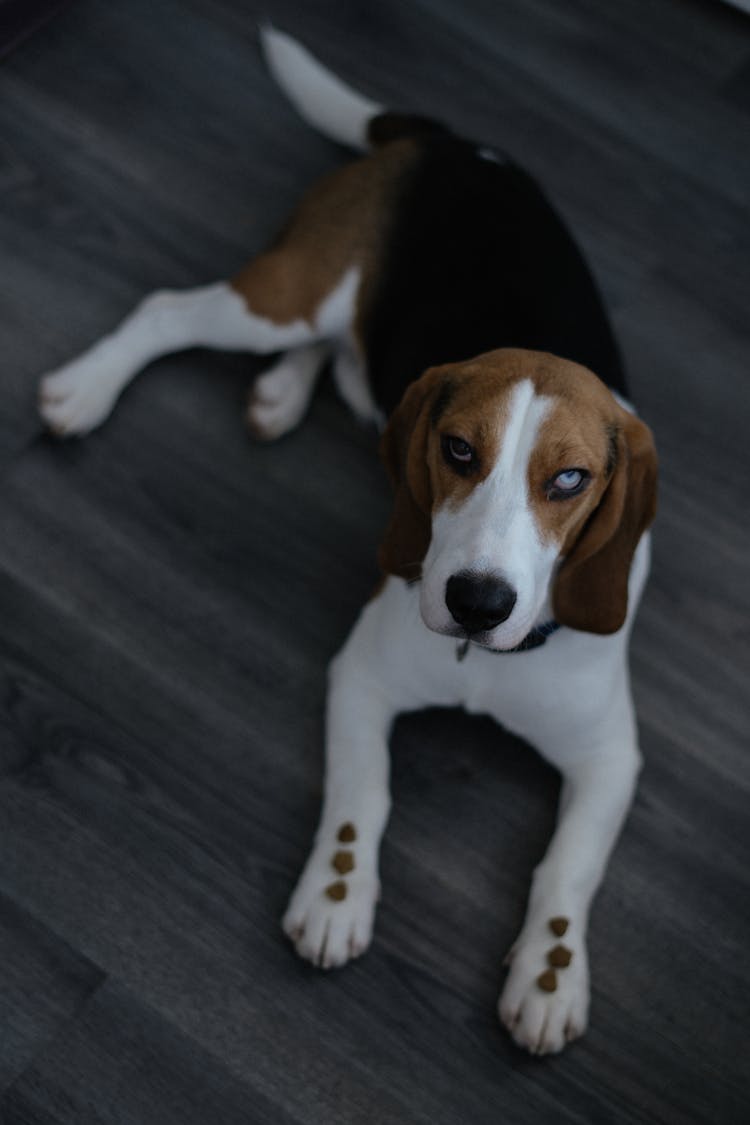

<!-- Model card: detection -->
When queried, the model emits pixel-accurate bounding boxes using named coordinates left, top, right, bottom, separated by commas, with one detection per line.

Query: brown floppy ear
left=378, top=368, right=445, bottom=579
left=553, top=409, right=658, bottom=634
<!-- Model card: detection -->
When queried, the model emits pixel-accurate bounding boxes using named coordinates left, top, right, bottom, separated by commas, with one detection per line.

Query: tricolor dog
left=38, top=29, right=657, bottom=1055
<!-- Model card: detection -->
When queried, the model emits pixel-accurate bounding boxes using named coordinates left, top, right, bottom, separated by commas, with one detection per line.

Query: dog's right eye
left=442, top=435, right=476, bottom=471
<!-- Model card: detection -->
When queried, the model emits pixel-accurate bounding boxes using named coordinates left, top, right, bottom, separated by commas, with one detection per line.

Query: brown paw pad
left=537, top=969, right=558, bottom=993
left=325, top=881, right=348, bottom=902
left=549, top=916, right=569, bottom=937
left=332, top=850, right=355, bottom=875
left=547, top=944, right=573, bottom=968
left=337, top=823, right=357, bottom=843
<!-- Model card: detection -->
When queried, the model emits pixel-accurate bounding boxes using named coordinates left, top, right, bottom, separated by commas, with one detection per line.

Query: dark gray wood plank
left=1, top=980, right=302, bottom=1125
left=1, top=0, right=749, bottom=1122
left=0, top=892, right=103, bottom=1090
left=0, top=0, right=73, bottom=59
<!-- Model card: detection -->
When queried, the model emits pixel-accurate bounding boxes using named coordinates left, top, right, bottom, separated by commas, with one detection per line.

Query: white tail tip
left=260, top=25, right=383, bottom=151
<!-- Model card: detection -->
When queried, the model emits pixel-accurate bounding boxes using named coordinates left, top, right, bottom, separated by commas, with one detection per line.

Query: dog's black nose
left=445, top=571, right=517, bottom=634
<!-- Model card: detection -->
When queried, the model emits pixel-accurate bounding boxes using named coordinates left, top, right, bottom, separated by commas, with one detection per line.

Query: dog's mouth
left=429, top=618, right=538, bottom=654
left=462, top=632, right=525, bottom=654
left=456, top=627, right=556, bottom=658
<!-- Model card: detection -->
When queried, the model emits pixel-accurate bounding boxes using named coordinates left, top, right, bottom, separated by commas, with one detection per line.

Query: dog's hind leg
left=38, top=140, right=416, bottom=438
left=37, top=273, right=326, bottom=438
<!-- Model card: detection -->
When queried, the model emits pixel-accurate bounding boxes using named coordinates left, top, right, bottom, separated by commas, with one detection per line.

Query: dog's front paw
left=282, top=845, right=379, bottom=969
left=498, top=916, right=589, bottom=1055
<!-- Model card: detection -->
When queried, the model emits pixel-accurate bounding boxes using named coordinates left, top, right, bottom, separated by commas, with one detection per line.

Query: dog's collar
left=456, top=620, right=560, bottom=662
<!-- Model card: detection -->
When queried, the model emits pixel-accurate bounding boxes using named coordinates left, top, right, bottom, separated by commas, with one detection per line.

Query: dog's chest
left=369, top=560, right=647, bottom=765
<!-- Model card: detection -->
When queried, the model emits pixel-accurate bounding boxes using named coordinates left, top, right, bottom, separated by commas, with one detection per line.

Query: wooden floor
left=1, top=1, right=749, bottom=1121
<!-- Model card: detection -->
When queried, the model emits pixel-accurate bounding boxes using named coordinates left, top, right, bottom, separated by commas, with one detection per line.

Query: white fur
left=332, top=339, right=384, bottom=427
left=421, top=380, right=559, bottom=649
left=285, top=533, right=649, bottom=1052
left=260, top=25, right=383, bottom=151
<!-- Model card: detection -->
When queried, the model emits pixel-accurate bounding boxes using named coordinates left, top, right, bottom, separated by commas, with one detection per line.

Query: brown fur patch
left=378, top=358, right=513, bottom=577
left=337, top=823, right=357, bottom=844
left=552, top=406, right=657, bottom=633
left=526, top=359, right=627, bottom=551
left=549, top=917, right=569, bottom=937
left=427, top=393, right=506, bottom=511
left=230, top=141, right=419, bottom=328
left=325, top=881, right=348, bottom=902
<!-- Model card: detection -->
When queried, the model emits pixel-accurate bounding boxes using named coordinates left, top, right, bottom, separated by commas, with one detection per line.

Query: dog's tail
left=261, top=26, right=447, bottom=152
left=260, top=25, right=383, bottom=150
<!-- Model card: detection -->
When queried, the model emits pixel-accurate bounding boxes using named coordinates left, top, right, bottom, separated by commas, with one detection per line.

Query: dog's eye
left=546, top=468, right=590, bottom=500
left=442, top=435, right=475, bottom=470
left=556, top=470, right=583, bottom=490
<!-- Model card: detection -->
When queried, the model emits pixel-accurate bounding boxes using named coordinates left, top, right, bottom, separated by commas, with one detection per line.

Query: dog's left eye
left=547, top=468, right=590, bottom=500
left=556, top=470, right=583, bottom=490
left=442, top=435, right=476, bottom=470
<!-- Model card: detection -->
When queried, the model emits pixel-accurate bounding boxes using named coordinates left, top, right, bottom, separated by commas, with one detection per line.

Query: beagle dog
left=37, top=29, right=657, bottom=1055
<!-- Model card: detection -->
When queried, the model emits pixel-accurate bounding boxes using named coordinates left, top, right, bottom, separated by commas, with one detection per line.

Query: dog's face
left=379, top=349, right=657, bottom=648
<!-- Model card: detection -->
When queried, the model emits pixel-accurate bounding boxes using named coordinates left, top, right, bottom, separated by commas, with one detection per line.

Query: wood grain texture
left=1, top=1, right=748, bottom=1122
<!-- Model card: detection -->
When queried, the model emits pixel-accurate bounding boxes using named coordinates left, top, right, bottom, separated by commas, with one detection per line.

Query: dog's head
left=379, top=348, right=657, bottom=648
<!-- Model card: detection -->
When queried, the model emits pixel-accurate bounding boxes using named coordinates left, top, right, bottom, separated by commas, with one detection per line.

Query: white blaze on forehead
left=440, top=375, right=546, bottom=519
left=422, top=378, right=558, bottom=644
left=491, top=378, right=551, bottom=494
left=458, top=380, right=551, bottom=574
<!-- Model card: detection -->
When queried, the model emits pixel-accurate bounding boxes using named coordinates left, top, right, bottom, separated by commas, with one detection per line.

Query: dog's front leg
left=499, top=732, right=641, bottom=1055
left=283, top=642, right=396, bottom=969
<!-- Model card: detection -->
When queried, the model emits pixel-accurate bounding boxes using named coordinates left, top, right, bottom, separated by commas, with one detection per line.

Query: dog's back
left=40, top=26, right=626, bottom=440
left=262, top=27, right=626, bottom=416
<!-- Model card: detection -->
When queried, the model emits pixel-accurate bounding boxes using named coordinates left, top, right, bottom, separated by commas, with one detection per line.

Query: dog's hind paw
left=39, top=360, right=120, bottom=437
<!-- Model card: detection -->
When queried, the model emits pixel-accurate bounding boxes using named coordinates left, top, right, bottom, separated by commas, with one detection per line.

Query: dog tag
left=456, top=639, right=470, bottom=662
